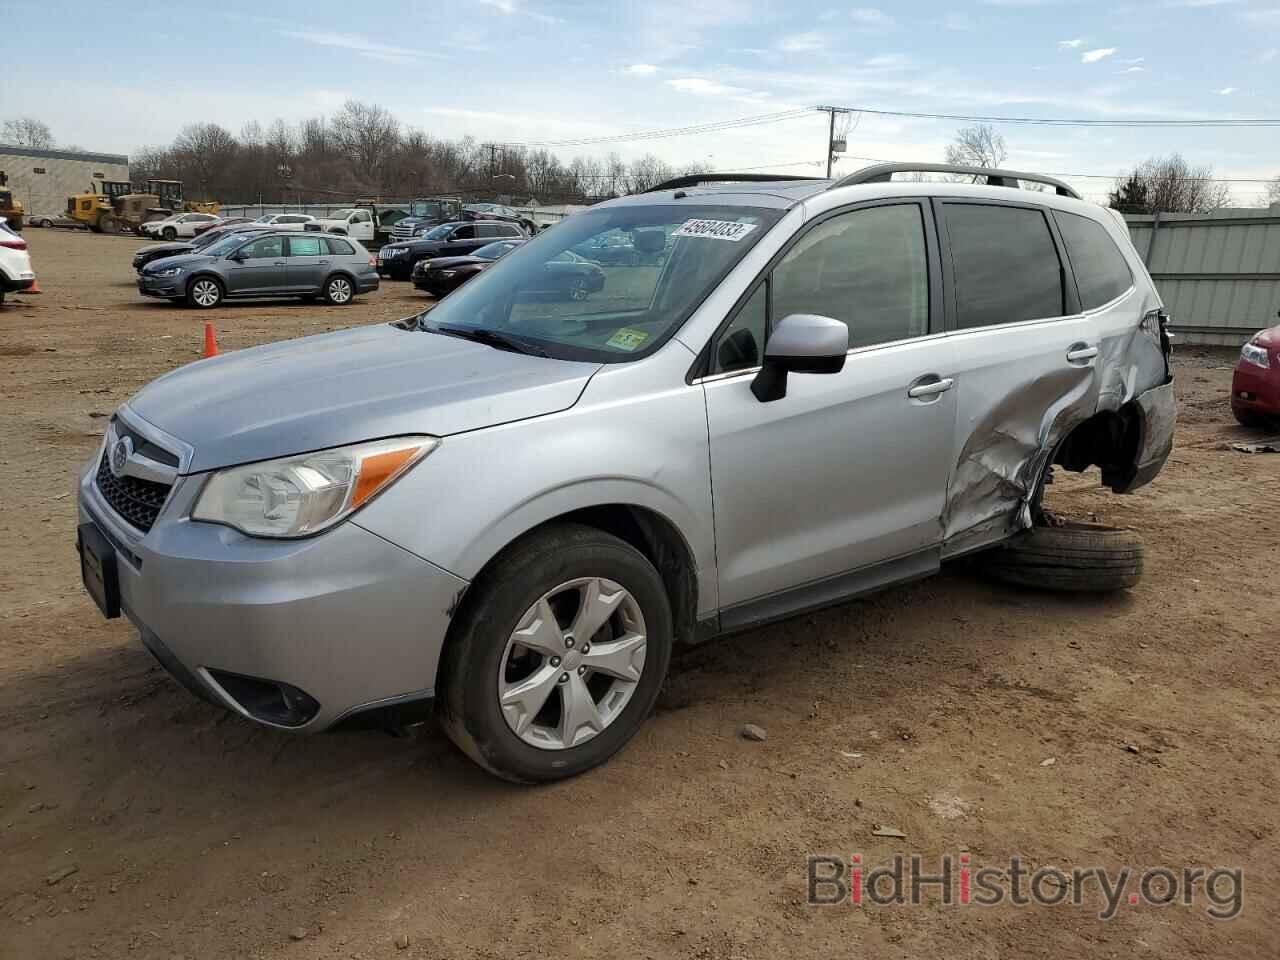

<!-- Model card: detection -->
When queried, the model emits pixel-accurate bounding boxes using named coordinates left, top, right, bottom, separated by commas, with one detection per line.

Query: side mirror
left=229, top=251, right=248, bottom=262
left=751, top=313, right=848, bottom=403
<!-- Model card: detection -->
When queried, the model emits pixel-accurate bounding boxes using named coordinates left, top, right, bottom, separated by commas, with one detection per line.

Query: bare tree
left=3, top=117, right=54, bottom=149
left=1107, top=154, right=1232, bottom=213
left=945, top=123, right=1007, bottom=170
left=331, top=100, right=399, bottom=186
left=173, top=123, right=239, bottom=200
left=1266, top=175, right=1280, bottom=206
left=625, top=154, right=674, bottom=194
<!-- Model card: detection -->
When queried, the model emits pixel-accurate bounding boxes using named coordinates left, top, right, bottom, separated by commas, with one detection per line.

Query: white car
left=0, top=219, right=36, bottom=305
left=248, top=213, right=317, bottom=231
left=142, top=213, right=222, bottom=240
left=308, top=207, right=376, bottom=243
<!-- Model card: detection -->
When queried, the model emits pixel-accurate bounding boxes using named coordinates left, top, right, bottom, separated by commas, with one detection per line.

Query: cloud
left=1119, top=66, right=1146, bottom=73
left=624, top=63, right=659, bottom=75
left=1214, top=86, right=1238, bottom=95
left=1260, top=48, right=1278, bottom=63
left=779, top=32, right=826, bottom=52
left=1163, top=0, right=1242, bottom=6
left=476, top=0, right=561, bottom=23
left=850, top=7, right=896, bottom=29
left=667, top=77, right=752, bottom=96
left=1057, top=38, right=1084, bottom=48
left=1119, top=56, right=1145, bottom=64
left=1081, top=47, right=1117, bottom=63
left=279, top=30, right=430, bottom=64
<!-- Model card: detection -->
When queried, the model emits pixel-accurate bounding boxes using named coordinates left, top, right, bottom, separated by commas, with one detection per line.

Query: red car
left=1232, top=314, right=1280, bottom=427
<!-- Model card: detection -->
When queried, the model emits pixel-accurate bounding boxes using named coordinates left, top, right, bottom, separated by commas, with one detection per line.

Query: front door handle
left=273, top=260, right=286, bottom=266
left=907, top=377, right=955, bottom=399
left=1066, top=344, right=1099, bottom=363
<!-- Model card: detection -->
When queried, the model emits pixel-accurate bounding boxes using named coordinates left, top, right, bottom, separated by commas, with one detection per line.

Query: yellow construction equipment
left=0, top=172, right=23, bottom=230
left=64, top=179, right=220, bottom=234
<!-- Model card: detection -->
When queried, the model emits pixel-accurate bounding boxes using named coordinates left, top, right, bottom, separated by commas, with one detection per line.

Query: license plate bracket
left=78, top=522, right=121, bottom=619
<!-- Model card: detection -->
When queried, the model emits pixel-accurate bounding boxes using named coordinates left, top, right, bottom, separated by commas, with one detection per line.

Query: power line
left=819, top=104, right=1280, bottom=128
left=836, top=153, right=1278, bottom=185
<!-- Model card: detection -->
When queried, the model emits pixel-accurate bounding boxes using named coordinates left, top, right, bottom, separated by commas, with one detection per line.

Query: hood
left=143, top=253, right=215, bottom=273
left=424, top=255, right=489, bottom=270
left=136, top=241, right=193, bottom=257
left=126, top=322, right=601, bottom=472
left=1253, top=325, right=1280, bottom=349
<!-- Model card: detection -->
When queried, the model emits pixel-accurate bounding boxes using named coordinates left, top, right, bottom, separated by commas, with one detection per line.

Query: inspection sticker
left=606, top=327, right=650, bottom=351
left=672, top=219, right=758, bottom=242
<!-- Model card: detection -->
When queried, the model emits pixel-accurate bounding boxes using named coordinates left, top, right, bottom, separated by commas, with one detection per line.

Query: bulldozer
left=65, top=179, right=221, bottom=234
left=0, top=171, right=23, bottom=230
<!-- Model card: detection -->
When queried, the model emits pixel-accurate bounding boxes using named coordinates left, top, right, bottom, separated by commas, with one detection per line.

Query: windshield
left=416, top=204, right=781, bottom=362
left=329, top=208, right=356, bottom=219
left=253, top=215, right=274, bottom=223
left=203, top=233, right=257, bottom=257
left=473, top=240, right=520, bottom=260
left=419, top=224, right=453, bottom=240
left=410, top=201, right=448, bottom=218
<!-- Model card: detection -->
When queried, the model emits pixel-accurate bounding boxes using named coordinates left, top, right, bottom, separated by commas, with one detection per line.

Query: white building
left=0, top=145, right=130, bottom=217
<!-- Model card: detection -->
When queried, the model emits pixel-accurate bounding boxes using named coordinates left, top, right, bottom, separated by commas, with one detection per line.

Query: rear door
left=223, top=233, right=286, bottom=295
left=936, top=200, right=1097, bottom=554
left=285, top=234, right=328, bottom=293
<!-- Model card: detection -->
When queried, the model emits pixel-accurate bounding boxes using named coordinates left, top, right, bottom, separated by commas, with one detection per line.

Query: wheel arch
left=185, top=271, right=225, bottom=295
left=437, top=500, right=701, bottom=691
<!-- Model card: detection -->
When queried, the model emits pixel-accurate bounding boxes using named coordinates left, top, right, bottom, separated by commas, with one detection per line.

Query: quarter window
left=1053, top=211, right=1133, bottom=309
left=772, top=204, right=930, bottom=349
left=945, top=204, right=1065, bottom=329
left=712, top=283, right=767, bottom=374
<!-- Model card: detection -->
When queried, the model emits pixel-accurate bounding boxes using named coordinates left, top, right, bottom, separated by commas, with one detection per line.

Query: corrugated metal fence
left=1125, top=205, right=1280, bottom=346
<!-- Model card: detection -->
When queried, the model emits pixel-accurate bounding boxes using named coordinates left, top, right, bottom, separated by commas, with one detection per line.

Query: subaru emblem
left=110, top=436, right=132, bottom=478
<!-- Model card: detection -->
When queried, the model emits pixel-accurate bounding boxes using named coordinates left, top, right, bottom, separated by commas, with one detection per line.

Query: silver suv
left=77, top=165, right=1175, bottom=782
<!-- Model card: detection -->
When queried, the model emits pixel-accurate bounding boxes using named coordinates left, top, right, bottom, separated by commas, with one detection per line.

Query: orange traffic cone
left=203, top=322, right=219, bottom=358
left=23, top=279, right=42, bottom=294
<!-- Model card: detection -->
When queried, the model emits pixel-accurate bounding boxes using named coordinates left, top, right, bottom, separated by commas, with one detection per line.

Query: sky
left=3, top=0, right=1278, bottom=203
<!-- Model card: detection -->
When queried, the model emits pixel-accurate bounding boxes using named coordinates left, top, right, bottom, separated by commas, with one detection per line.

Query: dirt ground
left=2, top=228, right=1278, bottom=958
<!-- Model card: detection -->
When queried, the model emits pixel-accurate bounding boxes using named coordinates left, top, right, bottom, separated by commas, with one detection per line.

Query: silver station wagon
left=80, top=164, right=1175, bottom=782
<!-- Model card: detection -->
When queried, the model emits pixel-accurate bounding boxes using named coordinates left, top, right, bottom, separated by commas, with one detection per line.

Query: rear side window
left=324, top=237, right=355, bottom=256
left=945, top=204, right=1064, bottom=329
left=476, top=223, right=497, bottom=238
left=499, top=224, right=522, bottom=237
left=1054, top=211, right=1133, bottom=309
left=287, top=236, right=324, bottom=256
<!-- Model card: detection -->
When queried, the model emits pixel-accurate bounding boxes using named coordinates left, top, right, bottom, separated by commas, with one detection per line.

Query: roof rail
left=646, top=173, right=824, bottom=193
left=831, top=163, right=1081, bottom=199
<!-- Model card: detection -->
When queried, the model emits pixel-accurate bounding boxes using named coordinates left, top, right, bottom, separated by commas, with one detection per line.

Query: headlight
left=192, top=437, right=437, bottom=538
left=155, top=267, right=183, bottom=277
left=1241, top=342, right=1270, bottom=369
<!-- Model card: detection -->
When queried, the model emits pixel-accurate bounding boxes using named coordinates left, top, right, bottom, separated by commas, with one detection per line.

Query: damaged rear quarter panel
left=942, top=260, right=1169, bottom=556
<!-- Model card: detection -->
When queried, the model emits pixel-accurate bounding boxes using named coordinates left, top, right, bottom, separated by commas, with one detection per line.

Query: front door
left=703, top=201, right=957, bottom=618
left=285, top=234, right=328, bottom=293
left=224, top=234, right=286, bottom=295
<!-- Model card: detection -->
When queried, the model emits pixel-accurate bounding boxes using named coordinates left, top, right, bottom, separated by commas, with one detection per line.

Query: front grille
left=95, top=452, right=172, bottom=532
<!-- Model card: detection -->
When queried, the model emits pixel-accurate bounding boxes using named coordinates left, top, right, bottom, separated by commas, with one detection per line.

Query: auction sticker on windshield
left=672, top=219, right=758, bottom=242
left=606, top=328, right=650, bottom=351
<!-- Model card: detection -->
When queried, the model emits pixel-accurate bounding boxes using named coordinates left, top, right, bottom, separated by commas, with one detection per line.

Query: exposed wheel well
left=1050, top=402, right=1143, bottom=493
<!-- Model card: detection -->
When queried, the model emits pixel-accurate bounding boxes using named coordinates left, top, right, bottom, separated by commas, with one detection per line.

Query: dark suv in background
left=377, top=220, right=526, bottom=280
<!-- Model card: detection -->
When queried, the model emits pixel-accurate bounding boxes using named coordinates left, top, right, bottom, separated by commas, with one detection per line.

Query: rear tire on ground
left=323, top=274, right=353, bottom=305
left=437, top=522, right=674, bottom=783
left=978, top=521, right=1144, bottom=593
left=162, top=227, right=177, bottom=241
left=186, top=276, right=223, bottom=309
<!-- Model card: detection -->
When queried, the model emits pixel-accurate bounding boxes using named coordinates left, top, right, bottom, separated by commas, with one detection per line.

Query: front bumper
left=137, top=274, right=183, bottom=298
left=1231, top=364, right=1280, bottom=416
left=78, top=452, right=468, bottom=731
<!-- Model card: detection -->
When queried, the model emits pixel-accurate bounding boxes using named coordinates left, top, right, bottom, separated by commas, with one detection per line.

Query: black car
left=377, top=220, right=526, bottom=281
left=464, top=203, right=537, bottom=234
left=412, top=239, right=525, bottom=296
left=132, top=225, right=275, bottom=272
left=414, top=246, right=605, bottom=301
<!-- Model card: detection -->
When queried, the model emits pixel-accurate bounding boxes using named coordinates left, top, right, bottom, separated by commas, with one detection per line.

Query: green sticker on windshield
left=606, top=327, right=649, bottom=351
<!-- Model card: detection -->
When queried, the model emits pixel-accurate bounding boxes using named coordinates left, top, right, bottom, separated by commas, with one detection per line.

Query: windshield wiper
left=428, top=324, right=550, bottom=358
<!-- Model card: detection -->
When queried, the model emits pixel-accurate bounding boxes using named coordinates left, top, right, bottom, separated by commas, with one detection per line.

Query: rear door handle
left=273, top=260, right=286, bottom=266
left=1066, top=344, right=1099, bottom=363
left=907, top=377, right=955, bottom=399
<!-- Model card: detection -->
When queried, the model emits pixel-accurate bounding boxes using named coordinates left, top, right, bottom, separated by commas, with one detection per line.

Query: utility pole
left=815, top=106, right=850, bottom=178
left=486, top=143, right=499, bottom=180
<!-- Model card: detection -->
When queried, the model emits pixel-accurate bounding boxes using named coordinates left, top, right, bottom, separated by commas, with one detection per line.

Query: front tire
left=323, top=274, right=353, bottom=305
left=186, top=276, right=223, bottom=309
left=1233, top=406, right=1271, bottom=429
left=437, top=523, right=673, bottom=783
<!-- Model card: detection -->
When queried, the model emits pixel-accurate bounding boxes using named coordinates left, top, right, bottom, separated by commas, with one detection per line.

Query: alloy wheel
left=498, top=577, right=647, bottom=750
left=191, top=279, right=220, bottom=307
left=328, top=277, right=352, bottom=303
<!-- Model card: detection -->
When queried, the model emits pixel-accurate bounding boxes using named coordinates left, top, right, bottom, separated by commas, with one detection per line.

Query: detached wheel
left=979, top=521, right=1144, bottom=593
left=323, top=274, right=353, bottom=305
left=186, top=276, right=223, bottom=309
left=437, top=523, right=673, bottom=783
